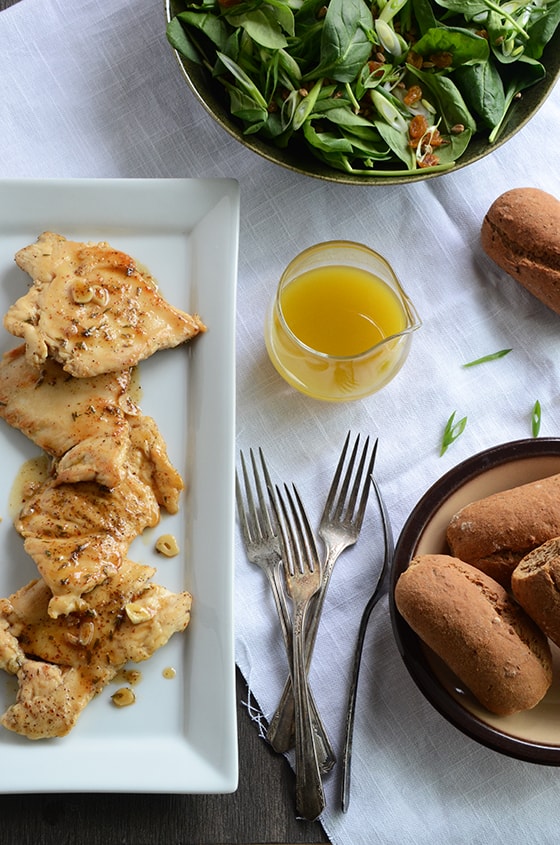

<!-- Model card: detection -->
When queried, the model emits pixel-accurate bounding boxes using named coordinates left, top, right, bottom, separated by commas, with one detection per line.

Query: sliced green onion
left=374, top=19, right=406, bottom=58
left=370, top=89, right=407, bottom=132
left=440, top=411, right=467, bottom=456
left=462, top=348, right=512, bottom=368
left=531, top=400, right=541, bottom=437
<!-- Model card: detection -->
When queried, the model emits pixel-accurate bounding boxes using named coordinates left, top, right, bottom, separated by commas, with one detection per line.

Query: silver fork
left=272, top=482, right=325, bottom=822
left=236, top=448, right=335, bottom=773
left=267, top=432, right=377, bottom=753
left=236, top=448, right=288, bottom=646
left=340, top=471, right=394, bottom=813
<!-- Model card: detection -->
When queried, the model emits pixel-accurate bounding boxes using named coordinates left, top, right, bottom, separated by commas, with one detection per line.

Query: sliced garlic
left=155, top=534, right=180, bottom=557
left=125, top=601, right=155, bottom=624
left=71, top=280, right=94, bottom=304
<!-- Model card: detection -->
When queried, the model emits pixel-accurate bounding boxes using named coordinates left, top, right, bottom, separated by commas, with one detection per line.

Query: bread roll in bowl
left=394, top=554, right=552, bottom=716
left=481, top=187, right=560, bottom=315
left=512, top=537, right=560, bottom=647
left=446, top=472, right=560, bottom=588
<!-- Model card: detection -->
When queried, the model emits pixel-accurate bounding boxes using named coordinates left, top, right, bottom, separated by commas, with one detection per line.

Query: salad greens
left=166, top=0, right=560, bottom=177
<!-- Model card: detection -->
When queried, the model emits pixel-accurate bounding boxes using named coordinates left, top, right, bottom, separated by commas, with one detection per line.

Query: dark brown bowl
left=390, top=438, right=560, bottom=764
left=165, top=0, right=560, bottom=185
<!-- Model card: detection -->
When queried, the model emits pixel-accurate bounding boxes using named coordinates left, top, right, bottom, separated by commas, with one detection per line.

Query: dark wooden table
left=0, top=1, right=329, bottom=842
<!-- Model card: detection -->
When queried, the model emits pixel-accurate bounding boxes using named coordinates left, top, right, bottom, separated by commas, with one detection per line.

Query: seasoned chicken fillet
left=0, top=563, right=192, bottom=739
left=0, top=345, right=184, bottom=497
left=0, top=345, right=133, bottom=488
left=127, top=413, right=184, bottom=514
left=5, top=232, right=206, bottom=377
left=1, top=661, right=96, bottom=740
left=16, top=471, right=161, bottom=617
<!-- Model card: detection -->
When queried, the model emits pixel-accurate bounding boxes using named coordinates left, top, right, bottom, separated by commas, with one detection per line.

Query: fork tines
left=324, top=431, right=378, bottom=531
left=273, top=483, right=320, bottom=579
left=236, top=448, right=274, bottom=548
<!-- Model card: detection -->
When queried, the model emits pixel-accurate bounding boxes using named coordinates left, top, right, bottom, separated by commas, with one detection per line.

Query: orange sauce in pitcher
left=280, top=265, right=406, bottom=356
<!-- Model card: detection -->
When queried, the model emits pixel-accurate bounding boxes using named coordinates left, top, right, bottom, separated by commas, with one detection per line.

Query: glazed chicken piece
left=0, top=344, right=133, bottom=488
left=16, top=470, right=161, bottom=617
left=127, top=413, right=184, bottom=514
left=13, top=403, right=184, bottom=618
left=0, top=344, right=184, bottom=497
left=5, top=232, right=206, bottom=377
left=0, top=616, right=24, bottom=675
left=1, top=660, right=96, bottom=741
left=0, top=562, right=192, bottom=739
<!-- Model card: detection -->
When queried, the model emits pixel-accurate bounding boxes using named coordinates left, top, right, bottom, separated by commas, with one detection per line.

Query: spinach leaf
left=226, top=5, right=293, bottom=49
left=302, top=121, right=357, bottom=154
left=374, top=120, right=416, bottom=167
left=413, top=26, right=490, bottom=65
left=525, top=0, right=560, bottom=59
left=305, top=0, right=374, bottom=83
left=489, top=56, right=545, bottom=140
left=225, top=82, right=270, bottom=129
left=407, top=65, right=477, bottom=132
left=167, top=16, right=202, bottom=63
left=177, top=10, right=230, bottom=52
left=453, top=60, right=506, bottom=128
left=411, top=0, right=438, bottom=35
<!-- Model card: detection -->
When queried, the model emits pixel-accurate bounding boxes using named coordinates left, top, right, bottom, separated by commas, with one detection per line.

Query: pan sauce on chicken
left=0, top=233, right=201, bottom=739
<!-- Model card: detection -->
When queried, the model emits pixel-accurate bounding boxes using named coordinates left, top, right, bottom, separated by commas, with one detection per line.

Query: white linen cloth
left=2, top=1, right=560, bottom=842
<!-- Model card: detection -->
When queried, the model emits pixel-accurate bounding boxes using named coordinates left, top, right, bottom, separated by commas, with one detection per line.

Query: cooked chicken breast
left=22, top=535, right=124, bottom=616
left=5, top=232, right=206, bottom=377
left=12, top=401, right=184, bottom=618
left=1, top=660, right=97, bottom=740
left=0, top=616, right=24, bottom=675
left=16, top=471, right=161, bottom=617
left=127, top=413, right=184, bottom=514
left=0, top=563, right=192, bottom=739
left=0, top=344, right=133, bottom=488
left=16, top=472, right=160, bottom=545
left=0, top=345, right=184, bottom=498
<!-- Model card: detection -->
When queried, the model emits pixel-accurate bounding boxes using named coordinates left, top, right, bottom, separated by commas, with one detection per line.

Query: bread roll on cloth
left=512, top=537, right=560, bottom=647
left=481, top=187, right=560, bottom=315
left=395, top=554, right=552, bottom=715
left=446, top=473, right=560, bottom=588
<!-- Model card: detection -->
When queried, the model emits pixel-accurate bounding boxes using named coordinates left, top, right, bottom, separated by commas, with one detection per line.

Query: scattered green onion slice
left=531, top=400, right=541, bottom=438
left=462, top=349, right=512, bottom=368
left=440, top=411, right=467, bottom=456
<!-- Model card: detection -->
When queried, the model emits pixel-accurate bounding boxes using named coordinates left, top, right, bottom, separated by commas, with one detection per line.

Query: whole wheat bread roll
left=446, top=473, right=560, bottom=588
left=481, top=187, right=560, bottom=314
left=512, top=537, right=560, bottom=646
left=395, top=554, right=552, bottom=716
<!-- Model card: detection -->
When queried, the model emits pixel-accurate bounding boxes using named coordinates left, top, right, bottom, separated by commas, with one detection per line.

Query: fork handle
left=292, top=599, right=325, bottom=821
left=341, top=473, right=394, bottom=812
left=268, top=678, right=336, bottom=774
left=265, top=569, right=336, bottom=773
left=267, top=544, right=345, bottom=760
left=267, top=671, right=336, bottom=773
left=340, top=587, right=386, bottom=813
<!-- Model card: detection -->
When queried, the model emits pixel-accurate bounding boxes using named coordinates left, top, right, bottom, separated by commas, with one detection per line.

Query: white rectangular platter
left=0, top=178, right=239, bottom=793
